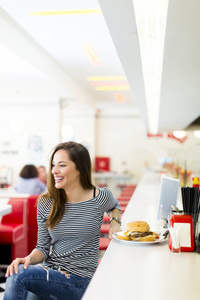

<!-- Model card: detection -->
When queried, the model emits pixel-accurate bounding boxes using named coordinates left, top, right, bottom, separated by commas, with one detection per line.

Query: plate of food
left=112, top=220, right=168, bottom=244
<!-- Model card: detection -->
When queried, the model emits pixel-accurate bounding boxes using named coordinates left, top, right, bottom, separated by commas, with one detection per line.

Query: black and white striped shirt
left=35, top=187, right=120, bottom=278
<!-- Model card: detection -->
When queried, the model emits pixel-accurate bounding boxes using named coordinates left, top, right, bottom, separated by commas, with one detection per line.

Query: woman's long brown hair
left=40, top=141, right=95, bottom=230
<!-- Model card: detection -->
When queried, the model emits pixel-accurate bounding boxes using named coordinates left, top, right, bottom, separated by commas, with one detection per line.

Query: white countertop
left=0, top=192, right=30, bottom=198
left=0, top=204, right=12, bottom=216
left=82, top=171, right=200, bottom=300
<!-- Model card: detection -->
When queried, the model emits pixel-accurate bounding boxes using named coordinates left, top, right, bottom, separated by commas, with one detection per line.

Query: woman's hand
left=5, top=256, right=31, bottom=277
left=108, top=221, right=122, bottom=239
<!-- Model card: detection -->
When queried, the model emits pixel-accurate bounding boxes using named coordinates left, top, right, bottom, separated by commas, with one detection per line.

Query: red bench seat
left=0, top=198, right=28, bottom=261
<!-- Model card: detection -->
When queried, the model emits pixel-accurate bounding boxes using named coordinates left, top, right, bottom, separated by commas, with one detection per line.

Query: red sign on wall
left=95, top=157, right=110, bottom=172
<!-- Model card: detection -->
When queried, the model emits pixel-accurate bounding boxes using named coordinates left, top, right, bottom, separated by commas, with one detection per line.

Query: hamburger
left=117, top=221, right=157, bottom=242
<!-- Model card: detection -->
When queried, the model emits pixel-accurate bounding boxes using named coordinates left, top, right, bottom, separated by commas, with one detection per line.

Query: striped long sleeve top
left=35, top=187, right=121, bottom=279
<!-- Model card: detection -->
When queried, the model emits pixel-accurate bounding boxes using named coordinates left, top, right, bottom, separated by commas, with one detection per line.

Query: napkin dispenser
left=169, top=213, right=195, bottom=252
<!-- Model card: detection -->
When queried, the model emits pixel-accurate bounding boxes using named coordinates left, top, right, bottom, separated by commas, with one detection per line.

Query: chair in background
left=27, top=195, right=39, bottom=253
left=0, top=198, right=28, bottom=262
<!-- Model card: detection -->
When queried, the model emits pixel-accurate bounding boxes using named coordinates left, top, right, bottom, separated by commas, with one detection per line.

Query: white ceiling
left=0, top=0, right=199, bottom=132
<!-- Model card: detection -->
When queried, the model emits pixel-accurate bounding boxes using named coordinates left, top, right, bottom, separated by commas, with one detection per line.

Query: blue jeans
left=3, top=264, right=91, bottom=300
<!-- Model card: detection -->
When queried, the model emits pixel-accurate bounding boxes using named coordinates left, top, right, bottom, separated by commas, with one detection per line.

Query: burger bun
left=126, top=221, right=150, bottom=233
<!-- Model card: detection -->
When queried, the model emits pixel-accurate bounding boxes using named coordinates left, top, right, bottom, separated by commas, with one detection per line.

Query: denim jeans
left=3, top=264, right=91, bottom=300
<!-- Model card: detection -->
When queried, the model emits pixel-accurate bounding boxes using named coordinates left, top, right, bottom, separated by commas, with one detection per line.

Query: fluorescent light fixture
left=87, top=76, right=127, bottom=81
left=90, top=81, right=129, bottom=86
left=194, top=131, right=200, bottom=138
left=133, top=0, right=169, bottom=134
left=173, top=131, right=186, bottom=139
left=95, top=86, right=130, bottom=91
left=82, top=44, right=102, bottom=66
left=86, top=76, right=129, bottom=91
left=114, top=93, right=125, bottom=103
left=30, top=9, right=101, bottom=16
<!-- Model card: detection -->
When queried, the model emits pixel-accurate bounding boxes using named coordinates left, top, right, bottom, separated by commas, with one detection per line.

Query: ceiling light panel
left=82, top=43, right=101, bottom=66
left=133, top=0, right=169, bottom=134
left=95, top=86, right=130, bottom=91
left=90, top=81, right=129, bottom=86
left=114, top=93, right=125, bottom=103
left=87, top=76, right=127, bottom=81
left=87, top=76, right=130, bottom=91
left=30, top=9, right=102, bottom=16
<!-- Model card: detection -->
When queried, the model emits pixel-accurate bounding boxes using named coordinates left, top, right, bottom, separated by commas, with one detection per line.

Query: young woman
left=4, top=141, right=121, bottom=300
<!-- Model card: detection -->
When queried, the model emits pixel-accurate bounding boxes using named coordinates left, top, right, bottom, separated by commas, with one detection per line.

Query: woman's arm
left=108, top=208, right=122, bottom=239
left=27, top=249, right=45, bottom=265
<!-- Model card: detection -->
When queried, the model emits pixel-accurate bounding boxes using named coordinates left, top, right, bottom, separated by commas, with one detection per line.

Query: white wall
left=0, top=98, right=60, bottom=184
left=60, top=99, right=96, bottom=161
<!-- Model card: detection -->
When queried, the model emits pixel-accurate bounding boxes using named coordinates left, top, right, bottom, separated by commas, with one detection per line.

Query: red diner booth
left=0, top=197, right=28, bottom=263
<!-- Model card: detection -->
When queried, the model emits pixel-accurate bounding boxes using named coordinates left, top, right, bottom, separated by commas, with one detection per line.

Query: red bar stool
left=99, top=237, right=110, bottom=250
left=120, top=193, right=133, bottom=198
left=120, top=189, right=135, bottom=196
left=121, top=185, right=136, bottom=191
left=117, top=184, right=127, bottom=189
left=119, top=205, right=126, bottom=213
left=117, top=196, right=131, bottom=201
left=118, top=199, right=130, bottom=206
left=103, top=214, right=110, bottom=223
left=100, top=223, right=110, bottom=235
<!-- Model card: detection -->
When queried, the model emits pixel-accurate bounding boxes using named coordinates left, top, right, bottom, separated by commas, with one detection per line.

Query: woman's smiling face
left=51, top=149, right=80, bottom=189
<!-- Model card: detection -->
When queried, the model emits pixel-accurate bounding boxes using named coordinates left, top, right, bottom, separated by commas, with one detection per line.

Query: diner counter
left=82, top=171, right=200, bottom=300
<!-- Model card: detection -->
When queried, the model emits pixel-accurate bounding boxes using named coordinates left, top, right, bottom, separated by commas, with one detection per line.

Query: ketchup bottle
left=192, top=177, right=199, bottom=189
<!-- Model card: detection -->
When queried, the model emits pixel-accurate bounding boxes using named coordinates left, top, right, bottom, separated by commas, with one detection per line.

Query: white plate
left=112, top=231, right=168, bottom=245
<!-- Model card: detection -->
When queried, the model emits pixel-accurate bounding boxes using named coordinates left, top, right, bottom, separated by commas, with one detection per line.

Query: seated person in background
left=15, top=164, right=46, bottom=195
left=37, top=165, right=47, bottom=184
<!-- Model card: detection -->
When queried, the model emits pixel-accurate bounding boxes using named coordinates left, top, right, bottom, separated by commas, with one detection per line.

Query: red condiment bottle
left=192, top=177, right=199, bottom=189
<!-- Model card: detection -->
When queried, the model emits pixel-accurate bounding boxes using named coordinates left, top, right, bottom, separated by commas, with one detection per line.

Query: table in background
left=0, top=192, right=29, bottom=217
left=0, top=205, right=12, bottom=217
left=83, top=171, right=200, bottom=300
